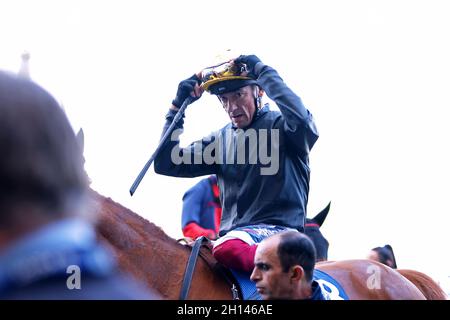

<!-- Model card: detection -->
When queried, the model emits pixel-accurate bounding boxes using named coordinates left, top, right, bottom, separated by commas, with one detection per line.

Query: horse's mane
left=397, top=269, right=448, bottom=300
left=89, top=188, right=179, bottom=247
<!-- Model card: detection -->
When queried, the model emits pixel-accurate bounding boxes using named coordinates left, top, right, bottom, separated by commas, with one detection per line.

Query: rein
left=179, top=236, right=239, bottom=300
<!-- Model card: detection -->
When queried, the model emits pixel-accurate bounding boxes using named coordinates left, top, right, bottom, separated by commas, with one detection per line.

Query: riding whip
left=129, top=96, right=194, bottom=196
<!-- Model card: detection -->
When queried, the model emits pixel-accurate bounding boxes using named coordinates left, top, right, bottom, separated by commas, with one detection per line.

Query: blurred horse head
left=305, top=202, right=330, bottom=262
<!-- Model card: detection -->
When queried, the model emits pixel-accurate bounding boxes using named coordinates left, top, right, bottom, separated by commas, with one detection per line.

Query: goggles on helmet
left=201, top=61, right=256, bottom=94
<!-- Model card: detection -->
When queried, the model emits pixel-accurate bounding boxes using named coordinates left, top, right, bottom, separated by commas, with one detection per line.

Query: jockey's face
left=250, top=236, right=293, bottom=300
left=218, top=85, right=257, bottom=129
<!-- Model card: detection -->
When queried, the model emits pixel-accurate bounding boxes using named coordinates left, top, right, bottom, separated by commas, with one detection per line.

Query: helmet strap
left=253, top=86, right=263, bottom=110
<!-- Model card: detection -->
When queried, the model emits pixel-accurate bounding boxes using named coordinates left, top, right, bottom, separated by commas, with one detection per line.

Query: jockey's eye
left=219, top=96, right=228, bottom=106
left=235, top=90, right=248, bottom=100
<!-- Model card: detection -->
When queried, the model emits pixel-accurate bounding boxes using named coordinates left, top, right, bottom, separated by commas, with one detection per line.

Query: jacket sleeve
left=181, top=180, right=216, bottom=239
left=154, top=109, right=218, bottom=177
left=257, top=64, right=319, bottom=156
left=182, top=223, right=216, bottom=240
left=181, top=182, right=205, bottom=228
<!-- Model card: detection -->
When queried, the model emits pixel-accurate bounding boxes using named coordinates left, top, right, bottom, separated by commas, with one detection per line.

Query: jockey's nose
left=223, top=101, right=238, bottom=113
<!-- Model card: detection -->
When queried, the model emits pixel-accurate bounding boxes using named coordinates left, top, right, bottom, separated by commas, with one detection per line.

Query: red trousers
left=212, top=239, right=258, bottom=273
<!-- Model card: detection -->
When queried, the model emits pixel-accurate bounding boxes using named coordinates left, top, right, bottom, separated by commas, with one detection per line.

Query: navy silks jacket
left=155, top=64, right=319, bottom=236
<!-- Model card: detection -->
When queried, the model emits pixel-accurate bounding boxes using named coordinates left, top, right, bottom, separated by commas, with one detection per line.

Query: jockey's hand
left=171, top=74, right=203, bottom=110
left=233, top=55, right=263, bottom=79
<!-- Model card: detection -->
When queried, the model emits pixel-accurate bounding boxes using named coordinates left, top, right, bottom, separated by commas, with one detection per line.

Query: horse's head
left=305, top=202, right=331, bottom=262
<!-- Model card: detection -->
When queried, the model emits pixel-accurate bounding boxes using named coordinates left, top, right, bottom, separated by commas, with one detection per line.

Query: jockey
left=154, top=54, right=319, bottom=273
left=251, top=231, right=326, bottom=300
left=181, top=175, right=221, bottom=240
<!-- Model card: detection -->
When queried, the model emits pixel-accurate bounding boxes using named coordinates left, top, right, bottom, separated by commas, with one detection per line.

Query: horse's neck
left=90, top=189, right=189, bottom=297
left=90, top=189, right=175, bottom=242
left=91, top=189, right=233, bottom=299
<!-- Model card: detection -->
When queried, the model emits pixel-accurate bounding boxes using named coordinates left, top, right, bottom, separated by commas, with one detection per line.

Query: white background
left=1, top=0, right=449, bottom=291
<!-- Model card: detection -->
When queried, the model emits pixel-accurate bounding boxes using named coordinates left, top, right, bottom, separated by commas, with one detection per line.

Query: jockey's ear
left=290, top=265, right=304, bottom=283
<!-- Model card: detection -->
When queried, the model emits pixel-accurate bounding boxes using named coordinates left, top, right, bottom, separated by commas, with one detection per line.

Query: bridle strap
left=305, top=223, right=320, bottom=228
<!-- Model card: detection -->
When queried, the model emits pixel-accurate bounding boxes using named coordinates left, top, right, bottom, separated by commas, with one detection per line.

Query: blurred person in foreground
left=0, top=71, right=160, bottom=299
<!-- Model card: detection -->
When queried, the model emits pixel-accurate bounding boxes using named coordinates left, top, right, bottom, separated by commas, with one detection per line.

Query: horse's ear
left=312, top=201, right=331, bottom=227
left=76, top=128, right=84, bottom=155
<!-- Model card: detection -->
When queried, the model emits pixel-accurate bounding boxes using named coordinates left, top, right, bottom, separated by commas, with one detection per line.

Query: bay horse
left=304, top=203, right=448, bottom=300
left=91, top=190, right=426, bottom=300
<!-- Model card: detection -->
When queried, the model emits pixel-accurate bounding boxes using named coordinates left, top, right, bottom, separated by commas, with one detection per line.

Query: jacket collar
left=0, top=218, right=115, bottom=294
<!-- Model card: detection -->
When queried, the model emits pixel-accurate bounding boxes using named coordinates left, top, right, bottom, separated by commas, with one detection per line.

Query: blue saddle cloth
left=229, top=269, right=262, bottom=300
left=230, top=268, right=349, bottom=300
left=313, top=269, right=349, bottom=300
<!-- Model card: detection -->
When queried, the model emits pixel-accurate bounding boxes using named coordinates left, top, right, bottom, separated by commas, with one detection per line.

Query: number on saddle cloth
left=313, top=269, right=349, bottom=300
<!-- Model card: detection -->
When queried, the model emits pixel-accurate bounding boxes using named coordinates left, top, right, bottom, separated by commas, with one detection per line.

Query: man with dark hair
left=154, top=54, right=318, bottom=273
left=0, top=71, right=160, bottom=299
left=367, top=244, right=397, bottom=269
left=250, top=231, right=326, bottom=300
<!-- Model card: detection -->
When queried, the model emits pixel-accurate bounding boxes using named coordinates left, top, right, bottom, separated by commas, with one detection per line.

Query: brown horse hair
left=90, top=188, right=178, bottom=246
left=397, top=269, right=448, bottom=300
left=90, top=188, right=234, bottom=299
left=0, top=72, right=88, bottom=226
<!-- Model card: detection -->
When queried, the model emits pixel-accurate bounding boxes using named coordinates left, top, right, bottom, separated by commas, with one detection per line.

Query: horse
left=305, top=202, right=331, bottom=262
left=91, top=189, right=426, bottom=300
left=304, top=203, right=448, bottom=300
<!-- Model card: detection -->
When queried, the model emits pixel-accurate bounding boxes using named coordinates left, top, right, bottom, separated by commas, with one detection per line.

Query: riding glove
left=172, top=74, right=202, bottom=108
left=234, top=55, right=265, bottom=79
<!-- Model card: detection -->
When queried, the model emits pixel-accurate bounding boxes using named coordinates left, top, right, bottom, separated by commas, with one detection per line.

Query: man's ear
left=253, top=86, right=264, bottom=98
left=386, top=259, right=393, bottom=268
left=290, top=265, right=304, bottom=283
